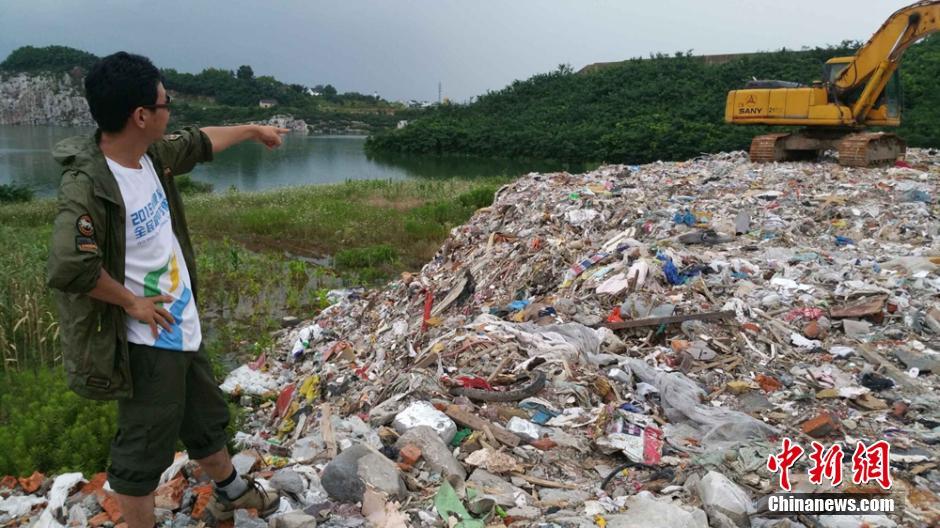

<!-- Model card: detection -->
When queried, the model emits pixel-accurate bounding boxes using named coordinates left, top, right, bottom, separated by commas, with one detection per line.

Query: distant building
left=259, top=99, right=278, bottom=108
left=305, top=88, right=321, bottom=97
left=397, top=120, right=409, bottom=129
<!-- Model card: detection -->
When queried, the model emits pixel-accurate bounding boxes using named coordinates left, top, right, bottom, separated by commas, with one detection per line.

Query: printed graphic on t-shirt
left=143, top=253, right=194, bottom=350
left=130, top=186, right=171, bottom=243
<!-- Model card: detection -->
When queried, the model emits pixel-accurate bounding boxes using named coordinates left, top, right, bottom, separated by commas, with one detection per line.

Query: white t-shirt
left=106, top=155, right=202, bottom=351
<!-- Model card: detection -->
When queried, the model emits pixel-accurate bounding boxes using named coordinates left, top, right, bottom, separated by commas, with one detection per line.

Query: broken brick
left=756, top=374, right=782, bottom=393
left=18, top=471, right=44, bottom=494
left=96, top=490, right=123, bottom=523
left=398, top=443, right=422, bottom=466
left=801, top=413, right=839, bottom=438
left=530, top=437, right=558, bottom=450
left=154, top=475, right=187, bottom=511
left=191, top=484, right=214, bottom=519
left=0, top=475, right=17, bottom=490
left=80, top=472, right=107, bottom=495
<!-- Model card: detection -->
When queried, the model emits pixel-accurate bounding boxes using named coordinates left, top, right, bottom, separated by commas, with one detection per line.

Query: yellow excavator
left=725, top=1, right=940, bottom=166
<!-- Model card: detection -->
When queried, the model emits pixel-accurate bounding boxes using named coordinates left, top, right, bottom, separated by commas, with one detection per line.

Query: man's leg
left=108, top=345, right=188, bottom=528
left=181, top=348, right=278, bottom=520
left=114, top=494, right=155, bottom=528
left=194, top=447, right=234, bottom=481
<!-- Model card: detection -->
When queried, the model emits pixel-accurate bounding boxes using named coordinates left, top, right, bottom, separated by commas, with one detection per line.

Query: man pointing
left=47, top=51, right=289, bottom=527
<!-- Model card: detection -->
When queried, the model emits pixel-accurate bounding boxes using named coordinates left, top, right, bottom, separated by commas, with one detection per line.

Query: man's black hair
left=84, top=52, right=163, bottom=133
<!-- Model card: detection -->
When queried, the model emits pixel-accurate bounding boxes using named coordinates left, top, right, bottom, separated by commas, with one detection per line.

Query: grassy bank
left=0, top=177, right=504, bottom=476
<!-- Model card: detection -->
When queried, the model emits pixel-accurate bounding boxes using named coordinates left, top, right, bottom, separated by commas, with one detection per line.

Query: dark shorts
left=107, top=343, right=231, bottom=496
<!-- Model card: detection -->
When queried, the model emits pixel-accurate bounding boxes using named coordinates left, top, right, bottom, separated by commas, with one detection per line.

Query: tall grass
left=0, top=213, right=59, bottom=372
left=0, top=178, right=504, bottom=371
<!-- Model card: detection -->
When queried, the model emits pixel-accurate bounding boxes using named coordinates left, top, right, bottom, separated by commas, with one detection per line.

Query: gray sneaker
left=205, top=477, right=279, bottom=521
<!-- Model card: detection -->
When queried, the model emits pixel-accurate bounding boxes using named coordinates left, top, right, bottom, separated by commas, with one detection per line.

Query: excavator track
left=837, top=132, right=906, bottom=167
left=749, top=133, right=792, bottom=163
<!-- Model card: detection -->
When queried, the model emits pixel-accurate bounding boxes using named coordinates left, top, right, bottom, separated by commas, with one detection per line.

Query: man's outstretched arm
left=200, top=125, right=290, bottom=154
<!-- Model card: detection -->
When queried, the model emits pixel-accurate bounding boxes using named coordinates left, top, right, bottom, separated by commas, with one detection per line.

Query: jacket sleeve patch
left=75, top=236, right=98, bottom=253
left=76, top=214, right=95, bottom=237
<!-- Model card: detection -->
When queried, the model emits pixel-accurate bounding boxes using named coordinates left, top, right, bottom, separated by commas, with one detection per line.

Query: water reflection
left=1, top=126, right=580, bottom=198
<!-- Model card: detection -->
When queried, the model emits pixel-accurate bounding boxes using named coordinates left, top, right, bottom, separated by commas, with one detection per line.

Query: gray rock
left=270, top=469, right=306, bottom=497
left=180, top=488, right=195, bottom=514
left=538, top=488, right=591, bottom=508
left=234, top=508, right=269, bottom=528
left=356, top=452, right=406, bottom=499
left=738, top=391, right=773, bottom=413
left=505, top=505, right=541, bottom=519
left=292, top=433, right=325, bottom=462
left=321, top=444, right=371, bottom=502
left=544, top=514, right=598, bottom=528
left=67, top=504, right=88, bottom=528
left=466, top=469, right=533, bottom=508
left=750, top=519, right=807, bottom=528
left=80, top=493, right=101, bottom=514
left=395, top=425, right=466, bottom=480
left=894, top=348, right=940, bottom=373
left=281, top=316, right=301, bottom=328
left=273, top=510, right=318, bottom=528
left=320, top=445, right=405, bottom=503
left=171, top=514, right=193, bottom=528
left=153, top=508, right=172, bottom=524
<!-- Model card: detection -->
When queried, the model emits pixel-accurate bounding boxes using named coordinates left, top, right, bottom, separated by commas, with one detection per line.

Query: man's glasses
left=141, top=94, right=172, bottom=110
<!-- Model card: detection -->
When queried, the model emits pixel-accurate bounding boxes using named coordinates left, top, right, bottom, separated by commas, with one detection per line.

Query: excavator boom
left=725, top=1, right=940, bottom=166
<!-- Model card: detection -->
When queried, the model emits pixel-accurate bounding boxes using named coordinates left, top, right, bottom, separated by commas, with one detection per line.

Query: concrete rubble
left=4, top=150, right=940, bottom=526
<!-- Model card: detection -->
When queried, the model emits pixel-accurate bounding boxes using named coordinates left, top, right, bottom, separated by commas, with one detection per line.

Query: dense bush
left=367, top=37, right=940, bottom=163
left=0, top=184, right=33, bottom=203
left=176, top=175, right=214, bottom=195
left=0, top=369, right=116, bottom=476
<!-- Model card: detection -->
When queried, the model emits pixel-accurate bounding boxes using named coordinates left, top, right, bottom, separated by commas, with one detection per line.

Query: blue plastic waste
left=672, top=209, right=696, bottom=226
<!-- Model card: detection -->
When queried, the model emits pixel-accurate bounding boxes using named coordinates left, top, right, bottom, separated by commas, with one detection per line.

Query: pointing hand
left=256, top=126, right=291, bottom=149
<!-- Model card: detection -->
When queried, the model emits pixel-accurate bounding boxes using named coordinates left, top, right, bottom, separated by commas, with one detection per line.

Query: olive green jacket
left=47, top=127, right=213, bottom=400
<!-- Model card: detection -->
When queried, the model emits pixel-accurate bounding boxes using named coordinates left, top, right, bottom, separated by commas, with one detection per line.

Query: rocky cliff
left=0, top=72, right=94, bottom=126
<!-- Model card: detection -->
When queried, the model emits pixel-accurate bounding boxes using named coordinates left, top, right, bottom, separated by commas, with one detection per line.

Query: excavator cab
left=823, top=57, right=853, bottom=84
left=823, top=57, right=901, bottom=120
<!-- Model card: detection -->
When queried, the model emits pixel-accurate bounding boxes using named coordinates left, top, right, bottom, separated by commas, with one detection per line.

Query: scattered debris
left=9, top=150, right=940, bottom=526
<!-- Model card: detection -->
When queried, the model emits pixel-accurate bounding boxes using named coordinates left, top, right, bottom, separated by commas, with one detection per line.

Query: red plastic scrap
left=456, top=376, right=494, bottom=391
left=354, top=364, right=370, bottom=379
left=421, top=288, right=434, bottom=333
left=607, top=306, right=624, bottom=323
left=275, top=383, right=296, bottom=418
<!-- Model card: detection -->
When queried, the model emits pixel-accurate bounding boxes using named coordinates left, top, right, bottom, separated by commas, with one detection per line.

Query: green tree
left=367, top=37, right=940, bottom=163
left=237, top=65, right=254, bottom=80
left=0, top=45, right=98, bottom=73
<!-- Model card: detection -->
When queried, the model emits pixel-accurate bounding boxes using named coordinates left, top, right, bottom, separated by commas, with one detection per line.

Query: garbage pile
left=4, top=150, right=940, bottom=527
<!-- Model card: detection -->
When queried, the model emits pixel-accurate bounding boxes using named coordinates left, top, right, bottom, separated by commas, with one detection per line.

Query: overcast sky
left=0, top=0, right=915, bottom=102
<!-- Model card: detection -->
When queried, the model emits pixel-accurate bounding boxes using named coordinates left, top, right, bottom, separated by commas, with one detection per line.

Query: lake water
left=0, top=125, right=572, bottom=197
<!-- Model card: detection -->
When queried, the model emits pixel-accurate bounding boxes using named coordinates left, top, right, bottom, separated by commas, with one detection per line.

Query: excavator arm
left=835, top=1, right=940, bottom=123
